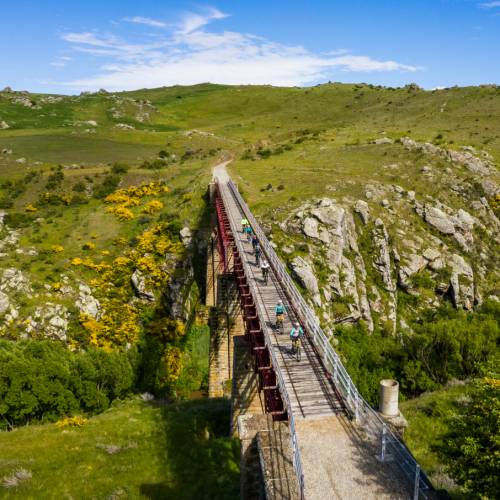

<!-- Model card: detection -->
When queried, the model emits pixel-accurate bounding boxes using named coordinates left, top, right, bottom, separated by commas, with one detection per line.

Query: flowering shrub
left=82, top=242, right=96, bottom=250
left=105, top=205, right=134, bottom=221
left=24, top=204, right=38, bottom=212
left=51, top=245, right=64, bottom=253
left=56, top=416, right=88, bottom=428
left=162, top=346, right=183, bottom=384
left=142, top=200, right=164, bottom=214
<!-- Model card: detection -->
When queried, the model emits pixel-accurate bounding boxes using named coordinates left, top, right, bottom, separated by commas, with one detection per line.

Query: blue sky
left=1, top=0, right=499, bottom=93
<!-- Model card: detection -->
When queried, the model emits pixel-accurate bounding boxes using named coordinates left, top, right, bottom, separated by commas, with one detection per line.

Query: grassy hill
left=0, top=82, right=498, bottom=497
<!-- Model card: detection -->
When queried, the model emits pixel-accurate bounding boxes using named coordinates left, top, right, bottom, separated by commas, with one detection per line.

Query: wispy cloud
left=58, top=8, right=420, bottom=91
left=123, top=16, right=167, bottom=28
left=479, top=1, right=500, bottom=8
left=50, top=55, right=73, bottom=67
left=177, top=7, right=229, bottom=34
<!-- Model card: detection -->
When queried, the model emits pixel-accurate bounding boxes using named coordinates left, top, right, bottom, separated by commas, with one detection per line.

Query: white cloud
left=177, top=7, right=228, bottom=34
left=58, top=8, right=420, bottom=91
left=479, top=1, right=500, bottom=7
left=124, top=16, right=167, bottom=28
left=50, top=55, right=73, bottom=67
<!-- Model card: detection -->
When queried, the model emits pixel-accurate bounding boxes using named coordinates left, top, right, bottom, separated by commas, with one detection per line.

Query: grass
left=400, top=383, right=473, bottom=495
left=0, top=397, right=240, bottom=500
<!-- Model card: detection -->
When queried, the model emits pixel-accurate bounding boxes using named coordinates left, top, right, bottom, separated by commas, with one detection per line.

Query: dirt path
left=212, top=158, right=232, bottom=182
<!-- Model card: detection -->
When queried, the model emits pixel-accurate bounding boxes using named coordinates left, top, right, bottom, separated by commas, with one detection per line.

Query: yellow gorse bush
left=142, top=200, right=164, bottom=214
left=105, top=205, right=134, bottom=221
left=51, top=245, right=64, bottom=253
left=56, top=416, right=88, bottom=428
left=24, top=203, right=38, bottom=213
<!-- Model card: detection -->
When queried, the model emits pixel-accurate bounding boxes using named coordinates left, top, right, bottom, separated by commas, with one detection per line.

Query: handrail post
left=380, top=423, right=387, bottom=462
left=413, top=464, right=420, bottom=500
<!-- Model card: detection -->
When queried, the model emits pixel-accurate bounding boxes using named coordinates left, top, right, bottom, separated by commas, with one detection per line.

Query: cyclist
left=244, top=225, right=253, bottom=242
left=241, top=217, right=249, bottom=233
left=290, top=322, right=304, bottom=360
left=261, top=260, right=270, bottom=284
left=254, top=244, right=261, bottom=266
left=251, top=234, right=259, bottom=250
left=275, top=300, right=286, bottom=332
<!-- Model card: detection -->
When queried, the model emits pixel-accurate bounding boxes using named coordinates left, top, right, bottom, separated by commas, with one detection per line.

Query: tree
left=442, top=376, right=500, bottom=498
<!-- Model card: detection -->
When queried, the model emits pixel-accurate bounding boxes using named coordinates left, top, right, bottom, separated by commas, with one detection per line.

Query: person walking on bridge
left=241, top=217, right=249, bottom=233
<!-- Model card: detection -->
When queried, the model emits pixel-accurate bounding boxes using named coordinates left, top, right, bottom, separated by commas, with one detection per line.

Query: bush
left=111, top=162, right=129, bottom=174
left=72, top=181, right=86, bottom=192
left=45, top=171, right=64, bottom=190
left=93, top=174, right=121, bottom=199
left=0, top=340, right=138, bottom=429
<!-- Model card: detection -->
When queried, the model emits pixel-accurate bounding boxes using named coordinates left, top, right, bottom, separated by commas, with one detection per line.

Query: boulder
left=302, top=217, right=319, bottom=239
left=131, top=269, right=155, bottom=301
left=180, top=227, right=192, bottom=247
left=0, top=291, right=10, bottom=314
left=424, top=205, right=455, bottom=234
left=398, top=253, right=427, bottom=290
left=27, top=303, right=69, bottom=341
left=0, top=268, right=32, bottom=294
left=448, top=254, right=474, bottom=310
left=0, top=120, right=9, bottom=129
left=372, top=137, right=394, bottom=145
left=372, top=219, right=395, bottom=292
left=75, top=283, right=101, bottom=319
left=290, top=256, right=321, bottom=307
left=354, top=200, right=370, bottom=224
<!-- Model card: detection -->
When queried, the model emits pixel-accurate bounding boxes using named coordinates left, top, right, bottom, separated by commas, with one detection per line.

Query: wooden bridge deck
left=219, top=181, right=343, bottom=420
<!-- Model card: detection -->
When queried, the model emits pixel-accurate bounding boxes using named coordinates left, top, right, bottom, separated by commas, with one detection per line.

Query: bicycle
left=291, top=338, right=301, bottom=362
left=261, top=267, right=269, bottom=285
left=275, top=314, right=284, bottom=334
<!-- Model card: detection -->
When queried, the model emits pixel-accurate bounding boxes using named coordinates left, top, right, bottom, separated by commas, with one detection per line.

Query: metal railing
left=225, top=179, right=433, bottom=500
left=217, top=181, right=305, bottom=498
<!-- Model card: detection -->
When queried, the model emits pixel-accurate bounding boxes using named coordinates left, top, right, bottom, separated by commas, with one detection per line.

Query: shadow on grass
left=141, top=398, right=240, bottom=500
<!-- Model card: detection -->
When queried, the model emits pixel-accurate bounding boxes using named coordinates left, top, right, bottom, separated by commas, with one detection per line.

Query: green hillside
left=0, top=83, right=498, bottom=497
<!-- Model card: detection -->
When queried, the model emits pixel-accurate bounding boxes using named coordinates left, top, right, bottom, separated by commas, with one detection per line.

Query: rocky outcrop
left=400, top=137, right=493, bottom=175
left=163, top=256, right=195, bottom=321
left=25, top=304, right=69, bottom=341
left=75, top=283, right=101, bottom=319
left=424, top=205, right=455, bottom=234
left=372, top=219, right=395, bottom=292
left=180, top=227, right=192, bottom=247
left=422, top=203, right=475, bottom=251
left=398, top=253, right=427, bottom=290
left=290, top=256, right=321, bottom=307
left=0, top=291, right=10, bottom=315
left=131, top=269, right=155, bottom=301
left=354, top=200, right=370, bottom=224
left=0, top=268, right=32, bottom=295
left=448, top=254, right=475, bottom=310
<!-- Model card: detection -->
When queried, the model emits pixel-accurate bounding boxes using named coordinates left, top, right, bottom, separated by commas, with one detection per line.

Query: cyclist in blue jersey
left=275, top=300, right=286, bottom=332
left=290, top=322, right=304, bottom=360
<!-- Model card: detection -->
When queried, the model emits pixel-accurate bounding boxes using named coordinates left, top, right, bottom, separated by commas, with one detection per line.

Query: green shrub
left=0, top=340, right=138, bottom=429
left=93, top=174, right=121, bottom=199
left=111, top=162, right=129, bottom=174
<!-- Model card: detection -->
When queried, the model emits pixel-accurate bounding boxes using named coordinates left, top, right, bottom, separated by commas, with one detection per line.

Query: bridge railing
left=226, top=179, right=433, bottom=500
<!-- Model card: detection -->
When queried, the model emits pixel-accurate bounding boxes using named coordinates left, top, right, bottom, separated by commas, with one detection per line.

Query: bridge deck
left=219, top=181, right=342, bottom=419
